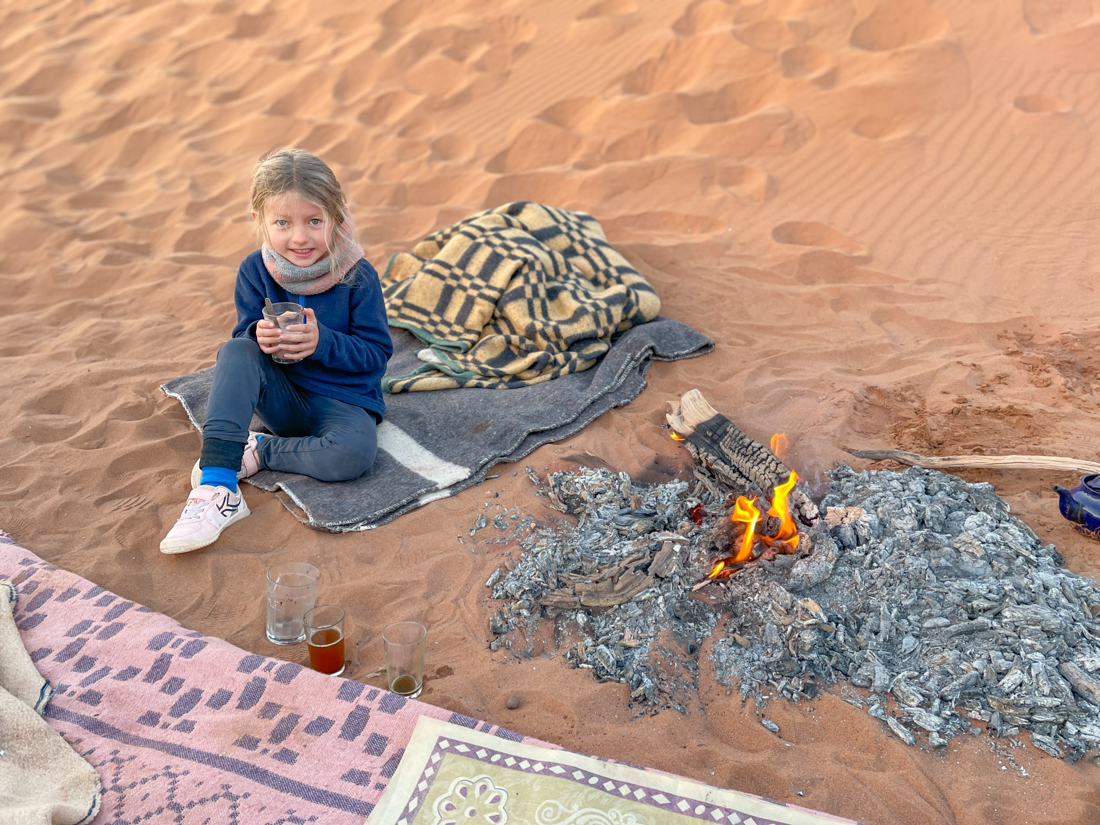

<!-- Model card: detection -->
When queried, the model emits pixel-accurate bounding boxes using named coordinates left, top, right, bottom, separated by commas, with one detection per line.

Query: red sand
left=3, top=1, right=1100, bottom=822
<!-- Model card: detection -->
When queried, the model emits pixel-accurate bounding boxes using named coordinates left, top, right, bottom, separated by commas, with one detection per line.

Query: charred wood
left=666, top=389, right=790, bottom=494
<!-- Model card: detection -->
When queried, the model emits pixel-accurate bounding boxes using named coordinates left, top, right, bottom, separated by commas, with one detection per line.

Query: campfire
left=706, top=467, right=800, bottom=580
left=485, top=390, right=1100, bottom=760
left=663, top=390, right=829, bottom=590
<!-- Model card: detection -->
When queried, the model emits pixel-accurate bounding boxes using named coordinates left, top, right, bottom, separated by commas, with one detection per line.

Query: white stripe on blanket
left=377, top=422, right=471, bottom=489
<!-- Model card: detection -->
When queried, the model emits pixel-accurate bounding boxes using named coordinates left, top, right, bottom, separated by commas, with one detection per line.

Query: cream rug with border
left=368, top=716, right=860, bottom=825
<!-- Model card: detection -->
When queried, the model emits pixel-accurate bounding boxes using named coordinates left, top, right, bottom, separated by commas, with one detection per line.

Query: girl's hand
left=276, top=308, right=320, bottom=361
left=255, top=318, right=283, bottom=355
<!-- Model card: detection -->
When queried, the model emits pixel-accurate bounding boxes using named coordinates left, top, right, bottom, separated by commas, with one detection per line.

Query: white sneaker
left=191, top=432, right=265, bottom=489
left=160, top=485, right=251, bottom=555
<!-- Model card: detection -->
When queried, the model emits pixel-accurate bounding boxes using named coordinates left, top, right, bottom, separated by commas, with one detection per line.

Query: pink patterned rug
left=0, top=533, right=541, bottom=824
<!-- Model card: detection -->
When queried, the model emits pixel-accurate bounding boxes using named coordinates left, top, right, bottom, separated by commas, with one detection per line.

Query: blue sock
left=200, top=466, right=238, bottom=492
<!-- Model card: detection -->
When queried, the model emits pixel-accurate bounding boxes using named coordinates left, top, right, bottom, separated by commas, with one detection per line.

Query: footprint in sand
left=568, top=0, right=639, bottom=44
left=852, top=117, right=912, bottom=140
left=10, top=61, right=77, bottom=97
left=733, top=18, right=800, bottom=52
left=357, top=90, right=418, bottom=128
left=1, top=97, right=60, bottom=122
left=716, top=164, right=777, bottom=203
left=429, top=133, right=476, bottom=164
left=12, top=414, right=83, bottom=444
left=1010, top=92, right=1084, bottom=146
left=537, top=96, right=603, bottom=132
left=849, top=0, right=949, bottom=51
left=404, top=56, right=470, bottom=98
left=96, top=492, right=159, bottom=515
left=487, top=120, right=584, bottom=174
left=1013, top=94, right=1072, bottom=114
left=228, top=11, right=275, bottom=40
left=673, top=0, right=734, bottom=36
left=379, top=0, right=429, bottom=30
left=0, top=506, right=36, bottom=544
left=771, top=221, right=866, bottom=256
left=779, top=45, right=834, bottom=81
left=578, top=0, right=637, bottom=18
left=1022, top=0, right=1093, bottom=35
left=0, top=95, right=60, bottom=153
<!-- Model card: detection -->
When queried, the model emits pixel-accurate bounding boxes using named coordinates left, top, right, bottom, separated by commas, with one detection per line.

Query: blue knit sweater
left=231, top=250, right=393, bottom=420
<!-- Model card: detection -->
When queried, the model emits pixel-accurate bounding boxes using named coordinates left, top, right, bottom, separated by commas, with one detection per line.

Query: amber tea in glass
left=304, top=605, right=345, bottom=676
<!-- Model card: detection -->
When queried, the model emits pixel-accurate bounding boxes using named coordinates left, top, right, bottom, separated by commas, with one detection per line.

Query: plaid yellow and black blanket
left=380, top=202, right=661, bottom=391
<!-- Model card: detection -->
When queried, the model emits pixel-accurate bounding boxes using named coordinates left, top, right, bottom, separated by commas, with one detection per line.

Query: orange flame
left=706, top=468, right=802, bottom=579
left=770, top=432, right=789, bottom=457
left=763, top=471, right=800, bottom=550
left=730, top=496, right=761, bottom=563
left=670, top=432, right=684, bottom=441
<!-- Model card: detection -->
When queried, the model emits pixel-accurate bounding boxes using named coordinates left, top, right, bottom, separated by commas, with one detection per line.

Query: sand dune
left=4, top=0, right=1100, bottom=821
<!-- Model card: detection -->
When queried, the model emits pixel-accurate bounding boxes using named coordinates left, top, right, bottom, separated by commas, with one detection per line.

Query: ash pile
left=489, top=466, right=722, bottom=713
left=712, top=463, right=1100, bottom=759
left=486, top=392, right=1100, bottom=758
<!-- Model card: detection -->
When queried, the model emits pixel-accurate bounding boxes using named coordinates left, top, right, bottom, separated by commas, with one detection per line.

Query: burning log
left=666, top=389, right=791, bottom=494
left=665, top=390, right=821, bottom=578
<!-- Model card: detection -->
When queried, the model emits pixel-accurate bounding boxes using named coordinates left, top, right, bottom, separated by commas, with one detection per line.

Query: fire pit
left=486, top=392, right=1100, bottom=759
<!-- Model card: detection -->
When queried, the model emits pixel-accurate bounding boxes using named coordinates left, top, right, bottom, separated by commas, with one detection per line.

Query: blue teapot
left=1053, top=474, right=1100, bottom=538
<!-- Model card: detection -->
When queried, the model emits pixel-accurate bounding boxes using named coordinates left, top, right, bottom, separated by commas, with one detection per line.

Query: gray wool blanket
left=160, top=318, right=712, bottom=532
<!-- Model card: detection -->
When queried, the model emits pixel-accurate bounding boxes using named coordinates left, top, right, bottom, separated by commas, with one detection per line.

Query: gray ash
left=487, top=463, right=1100, bottom=759
left=489, top=467, right=720, bottom=713
left=718, top=463, right=1100, bottom=759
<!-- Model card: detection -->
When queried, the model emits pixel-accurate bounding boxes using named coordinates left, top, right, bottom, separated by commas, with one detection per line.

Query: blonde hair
left=250, top=148, right=352, bottom=265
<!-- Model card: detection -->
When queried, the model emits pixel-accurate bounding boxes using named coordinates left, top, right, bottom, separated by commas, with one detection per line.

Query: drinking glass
left=305, top=605, right=345, bottom=676
left=383, top=621, right=426, bottom=698
left=265, top=562, right=319, bottom=645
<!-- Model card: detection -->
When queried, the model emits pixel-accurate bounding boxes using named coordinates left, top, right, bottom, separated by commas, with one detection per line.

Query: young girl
left=161, top=149, right=393, bottom=554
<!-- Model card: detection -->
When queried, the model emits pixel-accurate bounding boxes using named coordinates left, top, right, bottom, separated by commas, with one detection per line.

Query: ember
left=727, top=495, right=761, bottom=565
left=708, top=467, right=804, bottom=579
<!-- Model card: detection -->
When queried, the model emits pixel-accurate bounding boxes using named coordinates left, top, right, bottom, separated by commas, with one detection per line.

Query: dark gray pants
left=201, top=336, right=378, bottom=482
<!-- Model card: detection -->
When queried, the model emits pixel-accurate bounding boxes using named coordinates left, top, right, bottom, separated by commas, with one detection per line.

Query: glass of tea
left=383, top=621, right=426, bottom=698
left=304, top=605, right=346, bottom=676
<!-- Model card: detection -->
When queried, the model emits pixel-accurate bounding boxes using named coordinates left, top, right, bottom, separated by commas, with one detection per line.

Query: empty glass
left=265, top=561, right=319, bottom=645
left=383, top=621, right=426, bottom=698
left=261, top=302, right=305, bottom=364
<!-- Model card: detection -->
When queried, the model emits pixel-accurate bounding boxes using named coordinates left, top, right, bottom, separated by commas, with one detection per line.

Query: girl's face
left=256, top=191, right=331, bottom=267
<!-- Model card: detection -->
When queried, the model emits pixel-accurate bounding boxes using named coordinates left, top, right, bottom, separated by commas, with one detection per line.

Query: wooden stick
left=848, top=449, right=1100, bottom=476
